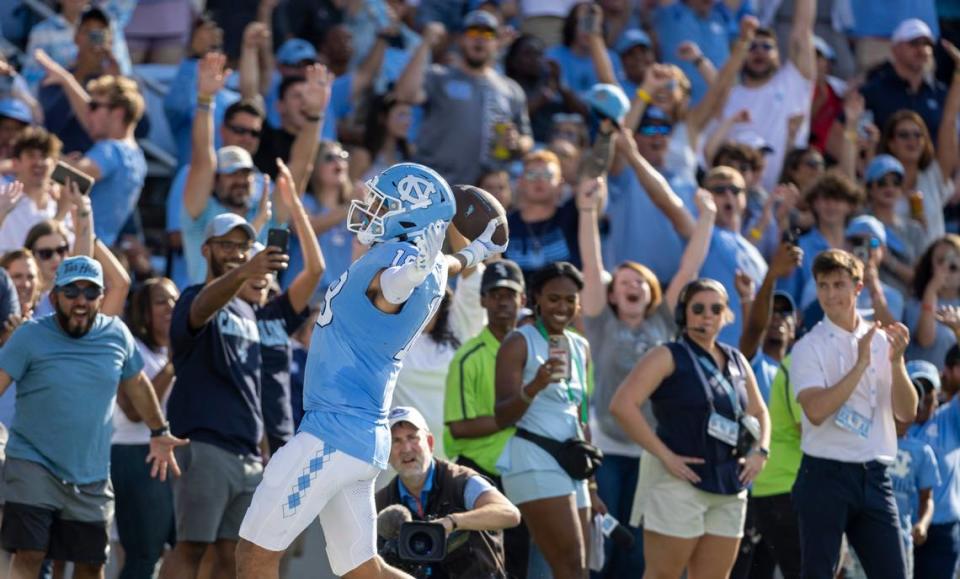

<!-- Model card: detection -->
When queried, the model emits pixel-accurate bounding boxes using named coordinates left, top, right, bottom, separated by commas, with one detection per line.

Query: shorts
left=501, top=468, right=590, bottom=509
left=239, top=431, right=381, bottom=576
left=172, top=441, right=263, bottom=543
left=630, top=454, right=746, bottom=539
left=1, top=458, right=113, bottom=563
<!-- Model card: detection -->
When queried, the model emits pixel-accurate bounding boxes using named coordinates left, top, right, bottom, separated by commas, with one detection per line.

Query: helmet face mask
left=347, top=163, right=456, bottom=245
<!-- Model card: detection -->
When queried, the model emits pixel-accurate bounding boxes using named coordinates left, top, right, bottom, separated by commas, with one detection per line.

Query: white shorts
left=238, top=431, right=381, bottom=575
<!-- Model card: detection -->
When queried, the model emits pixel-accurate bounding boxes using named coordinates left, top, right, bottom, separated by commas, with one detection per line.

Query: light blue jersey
left=299, top=240, right=448, bottom=468
left=909, top=398, right=960, bottom=524
left=888, top=436, right=940, bottom=548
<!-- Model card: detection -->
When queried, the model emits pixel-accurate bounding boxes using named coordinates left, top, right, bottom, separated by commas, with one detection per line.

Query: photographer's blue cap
left=0, top=98, right=33, bottom=125
left=586, top=83, right=630, bottom=126
left=865, top=154, right=905, bottom=185
left=203, top=213, right=256, bottom=243
left=388, top=406, right=431, bottom=432
left=276, top=38, right=317, bottom=66
left=55, top=256, right=103, bottom=288
left=846, top=215, right=886, bottom=247
left=616, top=29, right=652, bottom=53
left=908, top=359, right=941, bottom=392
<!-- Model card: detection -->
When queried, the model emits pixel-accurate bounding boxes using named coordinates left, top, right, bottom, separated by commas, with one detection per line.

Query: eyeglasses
left=691, top=303, right=724, bottom=316
left=523, top=169, right=555, bottom=181
left=708, top=184, right=744, bottom=196
left=638, top=124, right=672, bottom=136
left=34, top=245, right=69, bottom=261
left=895, top=129, right=924, bottom=141
left=802, top=158, right=825, bottom=170
left=872, top=175, right=903, bottom=188
left=208, top=239, right=253, bottom=253
left=322, top=150, right=349, bottom=163
left=227, top=125, right=261, bottom=139
left=465, top=28, right=497, bottom=40
left=58, top=284, right=103, bottom=300
left=88, top=101, right=116, bottom=112
left=749, top=40, right=776, bottom=52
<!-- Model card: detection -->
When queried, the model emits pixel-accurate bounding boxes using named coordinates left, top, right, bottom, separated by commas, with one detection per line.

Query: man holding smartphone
left=160, top=210, right=290, bottom=579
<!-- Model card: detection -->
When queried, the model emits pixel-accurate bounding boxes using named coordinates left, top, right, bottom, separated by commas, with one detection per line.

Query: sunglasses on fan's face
left=637, top=124, right=672, bottom=137
left=322, top=150, right=349, bottom=163
left=227, top=124, right=261, bottom=139
left=58, top=283, right=102, bottom=300
left=464, top=28, right=497, bottom=40
left=34, top=245, right=69, bottom=261
left=690, top=302, right=724, bottom=316
left=708, top=184, right=744, bottom=196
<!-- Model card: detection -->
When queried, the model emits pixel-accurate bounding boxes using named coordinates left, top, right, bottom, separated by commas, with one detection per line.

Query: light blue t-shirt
left=86, top=139, right=146, bottom=246
left=909, top=398, right=960, bottom=524
left=265, top=72, right=354, bottom=141
left=888, top=435, right=940, bottom=547
left=699, top=227, right=768, bottom=347
left=545, top=45, right=623, bottom=99
left=0, top=314, right=144, bottom=484
left=653, top=1, right=740, bottom=103
left=299, top=240, right=448, bottom=469
left=603, top=163, right=698, bottom=285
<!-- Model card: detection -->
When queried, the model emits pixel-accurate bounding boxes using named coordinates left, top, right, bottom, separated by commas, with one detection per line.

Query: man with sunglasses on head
left=395, top=10, right=533, bottom=186
left=721, top=0, right=816, bottom=191
left=160, top=212, right=289, bottom=579
left=0, top=255, right=185, bottom=579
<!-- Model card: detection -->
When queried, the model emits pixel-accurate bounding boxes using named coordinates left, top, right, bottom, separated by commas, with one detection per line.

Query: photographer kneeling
left=376, top=407, right=521, bottom=578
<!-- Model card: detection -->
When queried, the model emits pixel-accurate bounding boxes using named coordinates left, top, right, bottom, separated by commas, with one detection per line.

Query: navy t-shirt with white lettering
left=257, top=292, right=310, bottom=445
left=168, top=284, right=264, bottom=457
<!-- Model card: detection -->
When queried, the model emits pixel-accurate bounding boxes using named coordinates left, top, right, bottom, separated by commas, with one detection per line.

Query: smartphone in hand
left=51, top=161, right=94, bottom=195
left=266, top=228, right=290, bottom=253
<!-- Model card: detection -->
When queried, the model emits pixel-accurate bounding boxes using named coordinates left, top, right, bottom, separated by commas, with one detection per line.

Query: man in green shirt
left=444, top=259, right=526, bottom=578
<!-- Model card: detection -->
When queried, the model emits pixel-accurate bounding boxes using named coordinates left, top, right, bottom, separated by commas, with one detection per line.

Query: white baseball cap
left=388, top=406, right=430, bottom=432
left=892, top=19, right=934, bottom=44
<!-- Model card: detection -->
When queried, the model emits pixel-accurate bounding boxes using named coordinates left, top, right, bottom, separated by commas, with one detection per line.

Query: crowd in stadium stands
left=0, top=0, right=959, bottom=578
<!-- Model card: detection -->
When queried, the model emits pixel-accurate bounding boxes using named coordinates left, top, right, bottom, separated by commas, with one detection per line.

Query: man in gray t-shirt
left=395, top=11, right=532, bottom=185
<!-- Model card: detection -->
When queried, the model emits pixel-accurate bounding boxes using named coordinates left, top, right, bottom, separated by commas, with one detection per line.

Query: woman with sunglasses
left=23, top=219, right=71, bottom=316
left=579, top=176, right=717, bottom=577
left=611, top=278, right=769, bottom=579
left=495, top=260, right=601, bottom=579
left=906, top=235, right=960, bottom=370
left=362, top=93, right=414, bottom=180
left=878, top=76, right=960, bottom=247
left=863, top=154, right=928, bottom=296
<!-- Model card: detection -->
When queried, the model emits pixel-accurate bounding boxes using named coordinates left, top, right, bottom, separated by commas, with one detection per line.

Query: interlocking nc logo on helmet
left=396, top=175, right=435, bottom=210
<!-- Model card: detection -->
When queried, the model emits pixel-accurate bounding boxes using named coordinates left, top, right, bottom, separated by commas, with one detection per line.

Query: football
left=451, top=184, right=509, bottom=246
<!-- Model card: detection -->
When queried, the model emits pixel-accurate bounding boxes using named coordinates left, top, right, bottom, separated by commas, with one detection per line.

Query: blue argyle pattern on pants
left=282, top=443, right=336, bottom=518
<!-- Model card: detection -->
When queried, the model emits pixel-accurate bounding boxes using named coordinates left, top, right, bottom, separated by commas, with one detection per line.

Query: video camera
left=377, top=505, right=469, bottom=578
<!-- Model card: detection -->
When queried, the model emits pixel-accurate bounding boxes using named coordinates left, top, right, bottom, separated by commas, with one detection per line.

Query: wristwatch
left=750, top=446, right=770, bottom=459
left=150, top=422, right=171, bottom=438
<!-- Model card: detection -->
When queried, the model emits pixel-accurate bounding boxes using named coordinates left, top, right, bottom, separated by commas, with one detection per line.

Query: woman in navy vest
left=611, top=278, right=770, bottom=579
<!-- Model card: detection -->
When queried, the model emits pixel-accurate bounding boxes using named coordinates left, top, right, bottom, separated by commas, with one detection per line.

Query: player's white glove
left=415, top=220, right=447, bottom=274
left=457, top=218, right=508, bottom=269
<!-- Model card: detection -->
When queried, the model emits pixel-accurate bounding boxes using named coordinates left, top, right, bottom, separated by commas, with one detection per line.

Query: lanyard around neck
left=682, top=339, right=742, bottom=417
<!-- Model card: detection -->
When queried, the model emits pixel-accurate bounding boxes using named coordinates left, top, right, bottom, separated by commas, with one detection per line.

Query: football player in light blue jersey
left=237, top=162, right=507, bottom=579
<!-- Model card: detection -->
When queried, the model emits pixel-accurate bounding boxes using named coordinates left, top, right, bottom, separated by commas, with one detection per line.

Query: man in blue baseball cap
left=0, top=255, right=186, bottom=578
left=614, top=30, right=654, bottom=94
